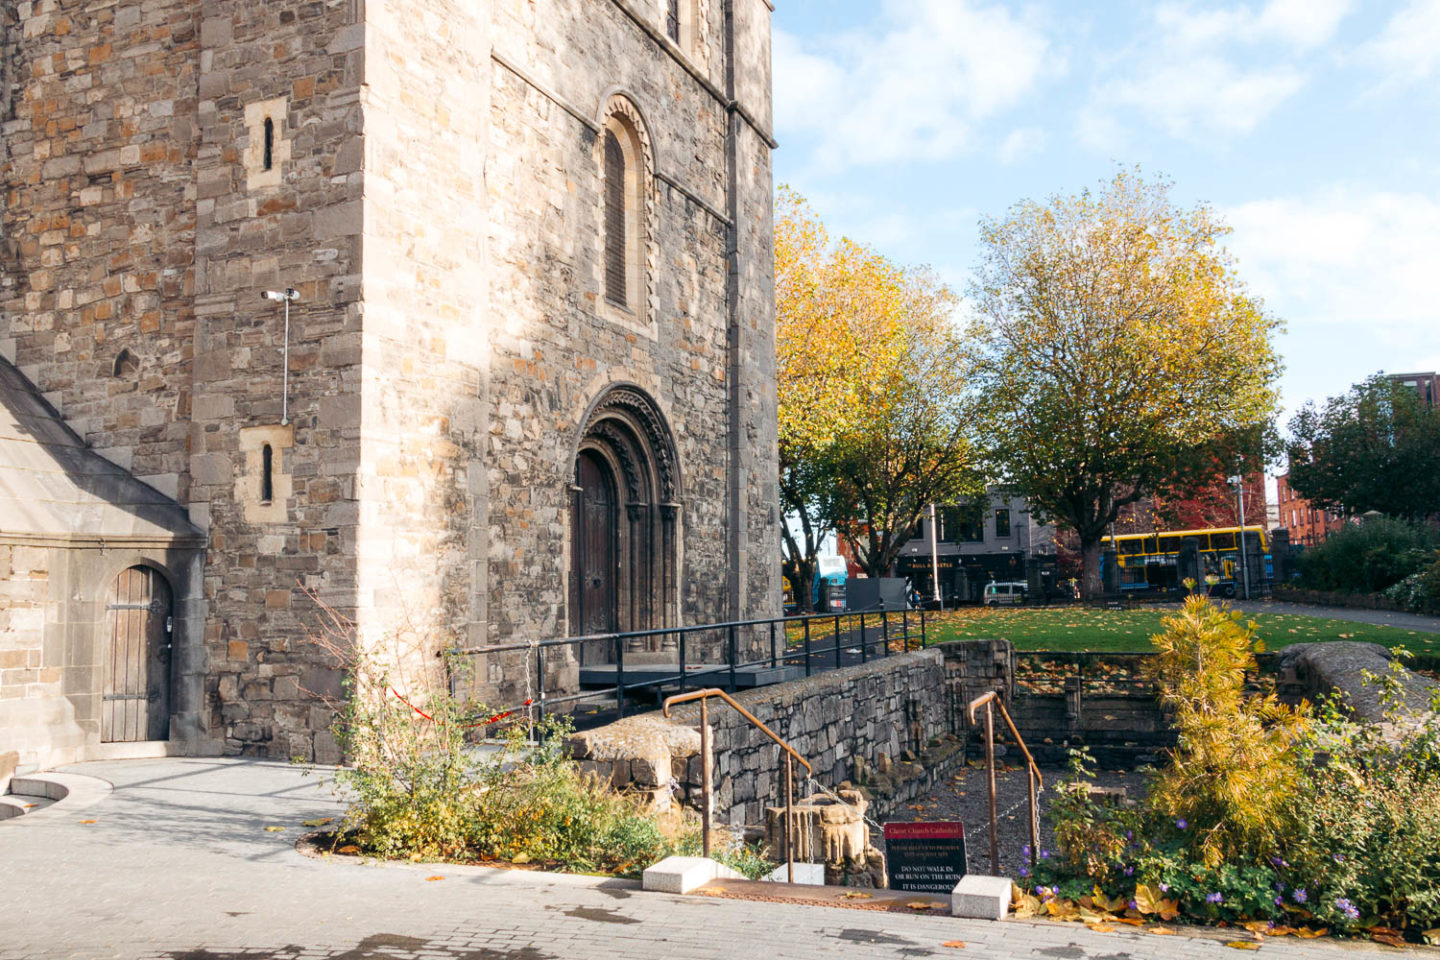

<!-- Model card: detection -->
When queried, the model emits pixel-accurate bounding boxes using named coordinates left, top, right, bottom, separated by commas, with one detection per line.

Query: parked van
left=982, top=581, right=1027, bottom=606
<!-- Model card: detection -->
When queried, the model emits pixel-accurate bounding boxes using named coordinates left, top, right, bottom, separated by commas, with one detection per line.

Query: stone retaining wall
left=570, top=649, right=955, bottom=827
left=1273, top=586, right=1408, bottom=612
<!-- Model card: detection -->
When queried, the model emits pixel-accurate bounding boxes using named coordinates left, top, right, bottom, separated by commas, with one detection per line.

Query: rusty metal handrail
left=664, top=688, right=813, bottom=883
left=967, top=690, right=1044, bottom=877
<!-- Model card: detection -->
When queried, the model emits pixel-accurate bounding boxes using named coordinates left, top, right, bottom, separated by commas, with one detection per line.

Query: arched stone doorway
left=570, top=386, right=681, bottom=659
left=101, top=565, right=173, bottom=742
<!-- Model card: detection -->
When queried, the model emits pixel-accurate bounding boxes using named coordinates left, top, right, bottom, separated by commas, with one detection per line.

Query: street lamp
left=261, top=288, right=300, bottom=425
left=1227, top=472, right=1250, bottom=601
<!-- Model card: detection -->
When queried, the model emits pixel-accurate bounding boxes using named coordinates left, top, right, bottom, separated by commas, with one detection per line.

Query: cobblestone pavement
left=4, top=758, right=1428, bottom=959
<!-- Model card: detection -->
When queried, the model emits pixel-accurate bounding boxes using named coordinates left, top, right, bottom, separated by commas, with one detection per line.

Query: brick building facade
left=1274, top=471, right=1343, bottom=547
left=1, top=0, right=778, bottom=771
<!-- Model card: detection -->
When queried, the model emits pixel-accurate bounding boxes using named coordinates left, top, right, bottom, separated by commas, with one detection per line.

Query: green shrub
left=311, top=616, right=696, bottom=878
left=1042, top=608, right=1440, bottom=935
left=1146, top=594, right=1307, bottom=868
left=1385, top=554, right=1440, bottom=614
left=1297, top=517, right=1438, bottom=593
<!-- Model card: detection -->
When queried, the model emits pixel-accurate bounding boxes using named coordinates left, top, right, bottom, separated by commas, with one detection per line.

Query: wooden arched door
left=101, top=566, right=173, bottom=742
left=571, top=452, right=619, bottom=641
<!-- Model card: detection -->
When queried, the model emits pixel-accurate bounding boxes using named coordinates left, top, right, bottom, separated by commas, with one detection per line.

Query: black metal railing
left=451, top=606, right=928, bottom=724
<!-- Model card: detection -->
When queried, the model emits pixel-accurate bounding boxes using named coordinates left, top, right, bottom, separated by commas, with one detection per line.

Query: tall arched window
left=603, top=129, right=629, bottom=308
left=597, top=98, right=652, bottom=326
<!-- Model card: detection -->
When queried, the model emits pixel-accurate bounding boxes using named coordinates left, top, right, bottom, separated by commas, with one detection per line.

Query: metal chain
left=964, top=791, right=1034, bottom=843
left=803, top=775, right=885, bottom=834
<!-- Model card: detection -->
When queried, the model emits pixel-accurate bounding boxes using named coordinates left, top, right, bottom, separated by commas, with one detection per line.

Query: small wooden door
left=101, top=566, right=172, bottom=742
left=574, top=453, right=618, bottom=639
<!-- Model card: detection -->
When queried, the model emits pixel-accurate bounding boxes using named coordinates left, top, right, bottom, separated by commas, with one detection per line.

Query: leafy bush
left=1041, top=595, right=1440, bottom=938
left=1384, top=555, right=1440, bottom=614
left=1297, top=517, right=1438, bottom=593
left=1146, top=594, right=1307, bottom=867
left=307, top=604, right=694, bottom=878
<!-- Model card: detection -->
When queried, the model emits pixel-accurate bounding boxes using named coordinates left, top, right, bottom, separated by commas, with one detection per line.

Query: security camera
left=261, top=288, right=300, bottom=302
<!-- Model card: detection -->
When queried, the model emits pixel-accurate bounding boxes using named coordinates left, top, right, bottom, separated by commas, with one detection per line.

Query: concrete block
left=762, top=862, right=825, bottom=885
left=951, top=874, right=1013, bottom=920
left=641, top=856, right=744, bottom=894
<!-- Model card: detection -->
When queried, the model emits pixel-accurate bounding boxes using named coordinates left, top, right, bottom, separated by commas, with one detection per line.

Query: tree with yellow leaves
left=777, top=188, right=981, bottom=598
left=970, top=170, right=1281, bottom=598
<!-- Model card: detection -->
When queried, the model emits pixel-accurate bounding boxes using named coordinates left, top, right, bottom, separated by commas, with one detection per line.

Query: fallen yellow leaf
left=302, top=817, right=334, bottom=828
left=941, top=940, right=966, bottom=949
left=426, top=875, right=444, bottom=882
left=1148, top=927, right=1176, bottom=935
left=264, top=826, right=285, bottom=832
left=1225, top=942, right=1260, bottom=951
left=78, top=820, right=97, bottom=825
left=511, top=853, right=530, bottom=864
left=841, top=891, right=872, bottom=900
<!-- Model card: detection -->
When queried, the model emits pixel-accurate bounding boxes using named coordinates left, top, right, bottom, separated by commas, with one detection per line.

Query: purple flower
left=1206, top=892, right=1224, bottom=904
left=1123, top=865, right=1134, bottom=876
left=1159, top=882, right=1170, bottom=893
left=1035, top=885, right=1048, bottom=897
left=1018, top=866, right=1030, bottom=878
left=1269, top=856, right=1289, bottom=868
left=1176, top=818, right=1188, bottom=830
left=1274, top=895, right=1284, bottom=907
left=1125, top=830, right=1133, bottom=840
left=1293, top=889, right=1308, bottom=904
left=1128, top=899, right=1138, bottom=911
left=1333, top=853, right=1345, bottom=863
left=1336, top=898, right=1359, bottom=921
left=1022, top=844, right=1031, bottom=857
left=1041, top=849, right=1051, bottom=859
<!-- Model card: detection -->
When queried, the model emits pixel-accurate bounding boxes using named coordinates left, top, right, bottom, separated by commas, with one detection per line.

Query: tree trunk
left=1080, top=540, right=1103, bottom=600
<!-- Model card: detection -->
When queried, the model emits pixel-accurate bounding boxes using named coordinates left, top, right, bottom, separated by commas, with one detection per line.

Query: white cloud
left=1079, top=0, right=1349, bottom=147
left=1359, top=0, right=1440, bottom=87
left=772, top=1, right=1052, bottom=170
left=1225, top=186, right=1440, bottom=342
left=998, top=127, right=1045, bottom=164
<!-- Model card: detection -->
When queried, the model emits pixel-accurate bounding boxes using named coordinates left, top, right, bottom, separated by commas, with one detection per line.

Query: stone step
left=0, top=792, right=56, bottom=820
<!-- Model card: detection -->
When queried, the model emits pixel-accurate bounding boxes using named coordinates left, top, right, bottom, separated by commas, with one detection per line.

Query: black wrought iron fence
left=450, top=606, right=928, bottom=724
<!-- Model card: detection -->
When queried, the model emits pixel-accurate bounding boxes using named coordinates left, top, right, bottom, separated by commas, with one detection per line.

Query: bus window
left=1158, top=535, right=1183, bottom=554
left=1211, top=532, right=1236, bottom=551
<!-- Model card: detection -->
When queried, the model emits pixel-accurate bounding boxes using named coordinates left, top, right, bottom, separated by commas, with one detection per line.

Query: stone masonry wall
left=660, top=650, right=951, bottom=827
left=1, top=1, right=200, bottom=490
left=189, top=1, right=366, bottom=760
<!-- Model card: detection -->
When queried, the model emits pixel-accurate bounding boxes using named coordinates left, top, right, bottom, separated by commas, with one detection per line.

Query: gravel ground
left=891, top=761, right=1141, bottom=880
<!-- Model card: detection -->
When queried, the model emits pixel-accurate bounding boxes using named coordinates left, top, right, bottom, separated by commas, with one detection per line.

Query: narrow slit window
left=263, top=117, right=275, bottom=171
left=260, top=444, right=274, bottom=504
left=666, top=0, right=681, bottom=43
left=603, top=129, right=628, bottom=308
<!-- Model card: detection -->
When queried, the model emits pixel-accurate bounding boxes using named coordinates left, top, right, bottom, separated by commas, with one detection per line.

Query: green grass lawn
left=920, top=605, right=1440, bottom=656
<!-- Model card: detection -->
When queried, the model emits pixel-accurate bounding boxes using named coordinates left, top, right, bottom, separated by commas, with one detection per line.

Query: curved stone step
left=0, top=792, right=55, bottom=819
left=0, top=772, right=111, bottom=823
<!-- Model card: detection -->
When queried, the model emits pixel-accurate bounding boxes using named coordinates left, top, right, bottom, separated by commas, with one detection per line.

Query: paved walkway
left=4, top=758, right=1429, bottom=959
left=1236, top=599, right=1440, bottom=635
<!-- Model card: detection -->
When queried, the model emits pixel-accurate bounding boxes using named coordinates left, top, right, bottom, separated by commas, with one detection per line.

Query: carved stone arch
left=569, top=385, right=682, bottom=656
left=593, top=93, right=658, bottom=332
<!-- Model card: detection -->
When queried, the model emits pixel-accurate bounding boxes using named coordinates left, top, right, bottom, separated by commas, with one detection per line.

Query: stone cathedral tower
left=0, top=0, right=778, bottom=771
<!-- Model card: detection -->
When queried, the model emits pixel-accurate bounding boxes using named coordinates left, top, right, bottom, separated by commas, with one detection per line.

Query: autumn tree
left=969, top=170, right=1281, bottom=598
left=1286, top=375, right=1440, bottom=521
left=776, top=188, right=981, bottom=599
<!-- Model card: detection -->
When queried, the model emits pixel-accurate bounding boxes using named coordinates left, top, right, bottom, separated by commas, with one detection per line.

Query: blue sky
left=771, top=0, right=1440, bottom=428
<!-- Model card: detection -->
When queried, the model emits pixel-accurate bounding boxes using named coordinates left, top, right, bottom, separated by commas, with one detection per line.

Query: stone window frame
left=658, top=0, right=708, bottom=65
left=242, top=97, right=290, bottom=191
left=237, top=424, right=293, bottom=524
left=593, top=94, right=658, bottom=338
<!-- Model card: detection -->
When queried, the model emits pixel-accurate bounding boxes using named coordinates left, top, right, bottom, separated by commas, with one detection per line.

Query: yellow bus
left=1110, top=526, right=1269, bottom=596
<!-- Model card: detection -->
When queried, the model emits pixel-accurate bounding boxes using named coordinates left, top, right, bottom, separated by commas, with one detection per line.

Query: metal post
left=535, top=643, right=545, bottom=723
left=785, top=752, right=795, bottom=884
left=882, top=609, right=890, bottom=657
left=281, top=296, right=291, bottom=426
left=902, top=607, right=909, bottom=652
left=834, top=614, right=842, bottom=670
left=769, top=621, right=777, bottom=669
left=1027, top=763, right=1040, bottom=874
left=803, top=618, right=812, bottom=677
left=727, top=625, right=737, bottom=693
left=679, top=631, right=687, bottom=693
left=985, top=701, right=999, bottom=875
left=615, top=635, right=626, bottom=719
left=859, top=612, right=867, bottom=663
left=920, top=605, right=927, bottom=647
left=701, top=696, right=712, bottom=858
left=929, top=502, right=942, bottom=605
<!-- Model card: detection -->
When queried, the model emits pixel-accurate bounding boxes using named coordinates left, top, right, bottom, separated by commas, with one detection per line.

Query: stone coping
left=2, top=771, right=112, bottom=824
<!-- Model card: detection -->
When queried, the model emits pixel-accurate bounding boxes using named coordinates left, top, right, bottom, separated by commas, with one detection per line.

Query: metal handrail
left=664, top=687, right=812, bottom=884
left=968, top=690, right=1044, bottom=876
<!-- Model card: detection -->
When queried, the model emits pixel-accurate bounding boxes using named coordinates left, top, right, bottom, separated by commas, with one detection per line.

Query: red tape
left=389, top=688, right=532, bottom=728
